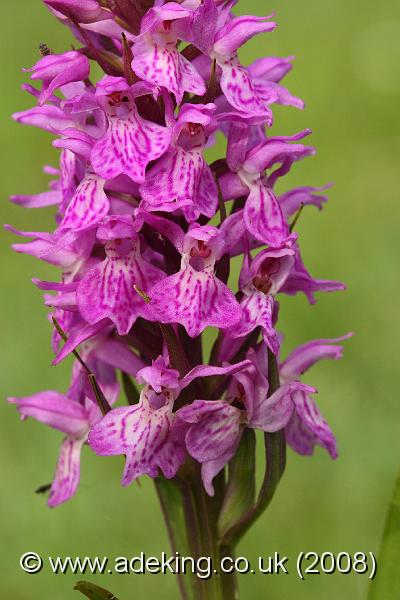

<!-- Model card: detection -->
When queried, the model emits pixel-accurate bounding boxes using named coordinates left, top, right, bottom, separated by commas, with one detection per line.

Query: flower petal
left=247, top=56, right=295, bottom=83
left=156, top=439, right=186, bottom=479
left=141, top=148, right=217, bottom=220
left=9, top=391, right=88, bottom=437
left=88, top=397, right=174, bottom=484
left=286, top=391, right=337, bottom=459
left=214, top=15, right=276, bottom=56
left=201, top=442, right=240, bottom=496
left=244, top=182, right=289, bottom=247
left=132, top=43, right=205, bottom=104
left=48, top=436, right=85, bottom=507
left=91, top=108, right=171, bottom=183
left=191, top=0, right=218, bottom=54
left=225, top=292, right=280, bottom=354
left=180, top=359, right=252, bottom=389
left=136, top=211, right=185, bottom=253
left=89, top=404, right=144, bottom=455
left=52, top=319, right=109, bottom=365
left=252, top=79, right=304, bottom=110
left=243, top=132, right=313, bottom=174
left=44, top=0, right=109, bottom=24
left=219, top=60, right=273, bottom=119
left=279, top=185, right=331, bottom=218
left=136, top=356, right=180, bottom=393
left=11, top=190, right=61, bottom=209
left=280, top=335, right=352, bottom=380
left=26, top=51, right=90, bottom=106
left=281, top=246, right=346, bottom=303
left=180, top=400, right=242, bottom=462
left=13, top=105, right=76, bottom=133
left=149, top=266, right=241, bottom=338
left=249, top=382, right=315, bottom=432
left=59, top=174, right=109, bottom=232
left=77, top=239, right=164, bottom=335
left=95, top=338, right=144, bottom=377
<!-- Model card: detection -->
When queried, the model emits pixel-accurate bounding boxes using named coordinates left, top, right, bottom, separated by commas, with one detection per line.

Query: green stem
left=155, top=464, right=239, bottom=600
left=155, top=477, right=197, bottom=600
left=194, top=484, right=222, bottom=599
left=219, top=546, right=239, bottom=600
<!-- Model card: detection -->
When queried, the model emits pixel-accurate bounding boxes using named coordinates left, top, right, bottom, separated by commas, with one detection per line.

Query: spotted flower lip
left=90, top=77, right=172, bottom=184
left=76, top=215, right=164, bottom=335
left=140, top=103, right=218, bottom=221
left=88, top=385, right=181, bottom=484
left=147, top=223, right=242, bottom=337
left=132, top=2, right=206, bottom=103
left=57, top=172, right=109, bottom=233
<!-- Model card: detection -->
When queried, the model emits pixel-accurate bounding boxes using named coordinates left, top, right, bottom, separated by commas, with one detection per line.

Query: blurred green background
left=1, top=1, right=400, bottom=598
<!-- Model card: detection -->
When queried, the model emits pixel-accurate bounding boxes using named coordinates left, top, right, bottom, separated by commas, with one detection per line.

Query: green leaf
left=121, top=372, right=140, bottom=405
left=74, top=581, right=119, bottom=600
left=218, top=428, right=256, bottom=540
left=154, top=477, right=197, bottom=600
left=368, top=469, right=400, bottom=599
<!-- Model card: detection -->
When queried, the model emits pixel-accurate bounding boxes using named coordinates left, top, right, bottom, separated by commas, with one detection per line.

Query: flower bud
left=24, top=50, right=90, bottom=105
